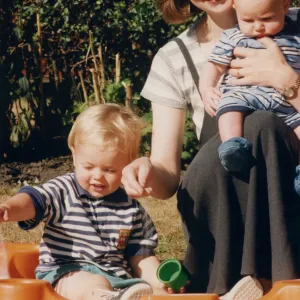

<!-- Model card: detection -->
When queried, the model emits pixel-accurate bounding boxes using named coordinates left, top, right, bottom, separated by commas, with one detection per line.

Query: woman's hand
left=121, top=157, right=153, bottom=198
left=200, top=87, right=222, bottom=117
left=229, top=37, right=298, bottom=93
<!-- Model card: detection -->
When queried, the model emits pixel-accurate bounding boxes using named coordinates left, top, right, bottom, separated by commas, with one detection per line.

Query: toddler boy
left=0, top=104, right=165, bottom=300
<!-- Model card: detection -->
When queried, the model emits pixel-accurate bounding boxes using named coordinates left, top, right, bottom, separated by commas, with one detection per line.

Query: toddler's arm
left=129, top=255, right=168, bottom=295
left=200, top=62, right=227, bottom=117
left=0, top=193, right=36, bottom=222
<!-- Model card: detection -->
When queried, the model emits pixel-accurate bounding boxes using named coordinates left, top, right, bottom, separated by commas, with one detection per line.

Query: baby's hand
left=0, top=205, right=9, bottom=222
left=201, top=87, right=222, bottom=117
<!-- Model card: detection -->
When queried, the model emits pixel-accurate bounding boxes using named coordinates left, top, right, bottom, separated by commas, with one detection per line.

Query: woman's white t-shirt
left=141, top=22, right=206, bottom=139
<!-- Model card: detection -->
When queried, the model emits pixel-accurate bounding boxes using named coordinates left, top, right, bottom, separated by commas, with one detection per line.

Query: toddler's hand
left=0, top=205, right=9, bottom=222
left=201, top=87, right=222, bottom=117
left=165, top=280, right=190, bottom=294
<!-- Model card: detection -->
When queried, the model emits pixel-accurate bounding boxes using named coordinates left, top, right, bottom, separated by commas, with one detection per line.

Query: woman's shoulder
left=141, top=23, right=199, bottom=111
left=151, top=21, right=204, bottom=75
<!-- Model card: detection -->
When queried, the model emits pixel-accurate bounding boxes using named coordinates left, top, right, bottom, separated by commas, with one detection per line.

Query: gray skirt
left=177, top=110, right=300, bottom=295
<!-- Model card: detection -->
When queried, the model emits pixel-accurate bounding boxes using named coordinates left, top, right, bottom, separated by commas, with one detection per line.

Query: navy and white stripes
left=18, top=173, right=158, bottom=279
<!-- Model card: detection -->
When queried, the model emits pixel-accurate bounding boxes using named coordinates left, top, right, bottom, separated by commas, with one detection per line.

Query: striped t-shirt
left=18, top=173, right=158, bottom=278
left=141, top=8, right=300, bottom=139
left=141, top=20, right=206, bottom=139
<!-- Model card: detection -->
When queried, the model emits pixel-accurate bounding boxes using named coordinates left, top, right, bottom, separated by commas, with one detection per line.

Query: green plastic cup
left=156, top=258, right=188, bottom=292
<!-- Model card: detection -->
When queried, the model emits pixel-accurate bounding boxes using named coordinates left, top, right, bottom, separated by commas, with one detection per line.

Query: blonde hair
left=157, top=0, right=201, bottom=24
left=68, top=104, right=144, bottom=161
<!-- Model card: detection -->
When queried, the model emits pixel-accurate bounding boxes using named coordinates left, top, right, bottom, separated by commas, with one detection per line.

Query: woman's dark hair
left=156, top=0, right=201, bottom=24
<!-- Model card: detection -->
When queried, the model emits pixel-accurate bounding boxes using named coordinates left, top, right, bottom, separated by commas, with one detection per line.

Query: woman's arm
left=0, top=193, right=36, bottom=222
left=122, top=103, right=186, bottom=199
left=228, top=37, right=300, bottom=108
left=149, top=103, right=186, bottom=198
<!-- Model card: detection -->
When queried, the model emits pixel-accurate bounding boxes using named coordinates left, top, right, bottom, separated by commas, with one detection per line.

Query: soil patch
left=0, top=156, right=73, bottom=187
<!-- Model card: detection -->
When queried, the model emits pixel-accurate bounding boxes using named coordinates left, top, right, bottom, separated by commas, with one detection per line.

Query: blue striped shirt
left=18, top=173, right=158, bottom=278
left=209, top=15, right=300, bottom=87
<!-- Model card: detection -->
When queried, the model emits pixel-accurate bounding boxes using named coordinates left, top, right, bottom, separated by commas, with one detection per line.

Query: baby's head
left=234, top=0, right=290, bottom=38
left=68, top=103, right=144, bottom=198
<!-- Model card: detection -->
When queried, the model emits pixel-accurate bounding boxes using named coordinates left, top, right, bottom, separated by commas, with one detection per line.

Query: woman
left=122, top=0, right=300, bottom=297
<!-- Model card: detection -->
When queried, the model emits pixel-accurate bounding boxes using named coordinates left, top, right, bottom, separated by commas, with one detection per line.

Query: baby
left=200, top=0, right=300, bottom=193
left=0, top=104, right=166, bottom=300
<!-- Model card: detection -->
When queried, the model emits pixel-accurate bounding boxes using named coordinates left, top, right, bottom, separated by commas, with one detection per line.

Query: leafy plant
left=0, top=0, right=204, bottom=165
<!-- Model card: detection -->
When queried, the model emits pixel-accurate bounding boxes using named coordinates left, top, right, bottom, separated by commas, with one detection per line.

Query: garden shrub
left=0, top=0, right=299, bottom=165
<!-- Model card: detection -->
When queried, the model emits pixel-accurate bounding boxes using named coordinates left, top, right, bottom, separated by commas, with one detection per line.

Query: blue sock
left=294, top=165, right=300, bottom=196
left=218, top=137, right=254, bottom=172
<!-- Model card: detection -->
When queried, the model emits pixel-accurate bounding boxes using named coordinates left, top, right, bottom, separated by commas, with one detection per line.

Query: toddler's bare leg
left=218, top=111, right=244, bottom=142
left=54, top=271, right=112, bottom=300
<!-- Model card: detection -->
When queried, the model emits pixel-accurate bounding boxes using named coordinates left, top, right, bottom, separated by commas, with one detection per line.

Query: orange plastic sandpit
left=2, top=242, right=300, bottom=300
left=1, top=243, right=66, bottom=299
left=0, top=279, right=66, bottom=300
left=262, top=280, right=300, bottom=300
left=142, top=281, right=300, bottom=300
left=141, top=295, right=219, bottom=300
left=4, top=242, right=39, bottom=279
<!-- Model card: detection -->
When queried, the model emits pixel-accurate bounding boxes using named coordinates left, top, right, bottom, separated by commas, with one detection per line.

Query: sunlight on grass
left=139, top=196, right=186, bottom=261
left=0, top=186, right=186, bottom=261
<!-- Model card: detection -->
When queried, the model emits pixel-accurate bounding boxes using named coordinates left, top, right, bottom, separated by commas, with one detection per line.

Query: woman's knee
left=177, top=135, right=227, bottom=219
left=244, top=111, right=291, bottom=137
left=182, top=136, right=226, bottom=187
